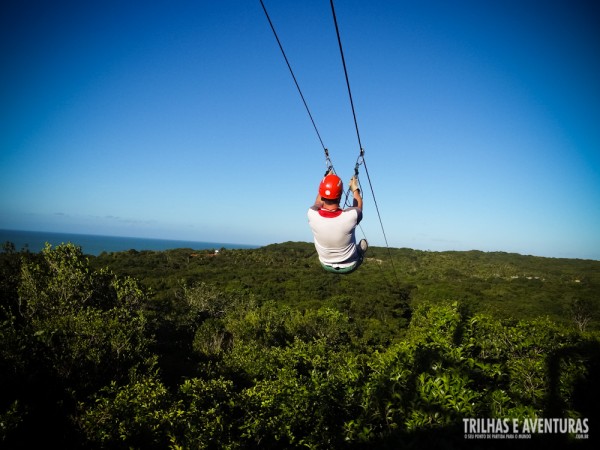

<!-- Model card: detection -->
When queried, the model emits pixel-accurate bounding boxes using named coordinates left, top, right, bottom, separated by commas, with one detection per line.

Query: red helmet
left=319, top=174, right=343, bottom=199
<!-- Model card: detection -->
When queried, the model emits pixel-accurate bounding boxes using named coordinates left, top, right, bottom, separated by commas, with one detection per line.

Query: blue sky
left=1, top=0, right=599, bottom=260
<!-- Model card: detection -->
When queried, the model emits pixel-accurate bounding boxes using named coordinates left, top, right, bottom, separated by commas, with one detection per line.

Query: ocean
left=0, top=229, right=259, bottom=256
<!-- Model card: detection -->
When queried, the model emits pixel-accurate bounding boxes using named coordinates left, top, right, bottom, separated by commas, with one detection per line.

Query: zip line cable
left=329, top=0, right=363, bottom=154
left=259, top=0, right=334, bottom=174
left=361, top=158, right=401, bottom=285
left=329, top=0, right=400, bottom=284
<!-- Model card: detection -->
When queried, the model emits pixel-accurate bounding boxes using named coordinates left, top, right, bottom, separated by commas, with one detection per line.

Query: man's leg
left=359, top=239, right=368, bottom=257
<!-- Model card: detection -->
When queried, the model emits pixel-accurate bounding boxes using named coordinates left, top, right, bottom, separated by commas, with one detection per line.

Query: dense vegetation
left=1, top=241, right=598, bottom=449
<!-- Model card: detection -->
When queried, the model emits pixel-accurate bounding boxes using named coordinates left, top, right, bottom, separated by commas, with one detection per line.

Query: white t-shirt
left=307, top=205, right=362, bottom=267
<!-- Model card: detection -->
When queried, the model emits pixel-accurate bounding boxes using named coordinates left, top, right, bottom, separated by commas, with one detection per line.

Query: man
left=307, top=172, right=368, bottom=273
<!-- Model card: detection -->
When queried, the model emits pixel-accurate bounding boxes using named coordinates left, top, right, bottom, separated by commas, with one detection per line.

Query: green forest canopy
left=1, top=241, right=598, bottom=449
left=91, top=241, right=600, bottom=331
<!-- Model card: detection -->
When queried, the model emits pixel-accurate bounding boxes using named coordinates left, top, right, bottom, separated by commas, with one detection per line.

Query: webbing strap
left=324, top=148, right=335, bottom=176
left=342, top=148, right=364, bottom=207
